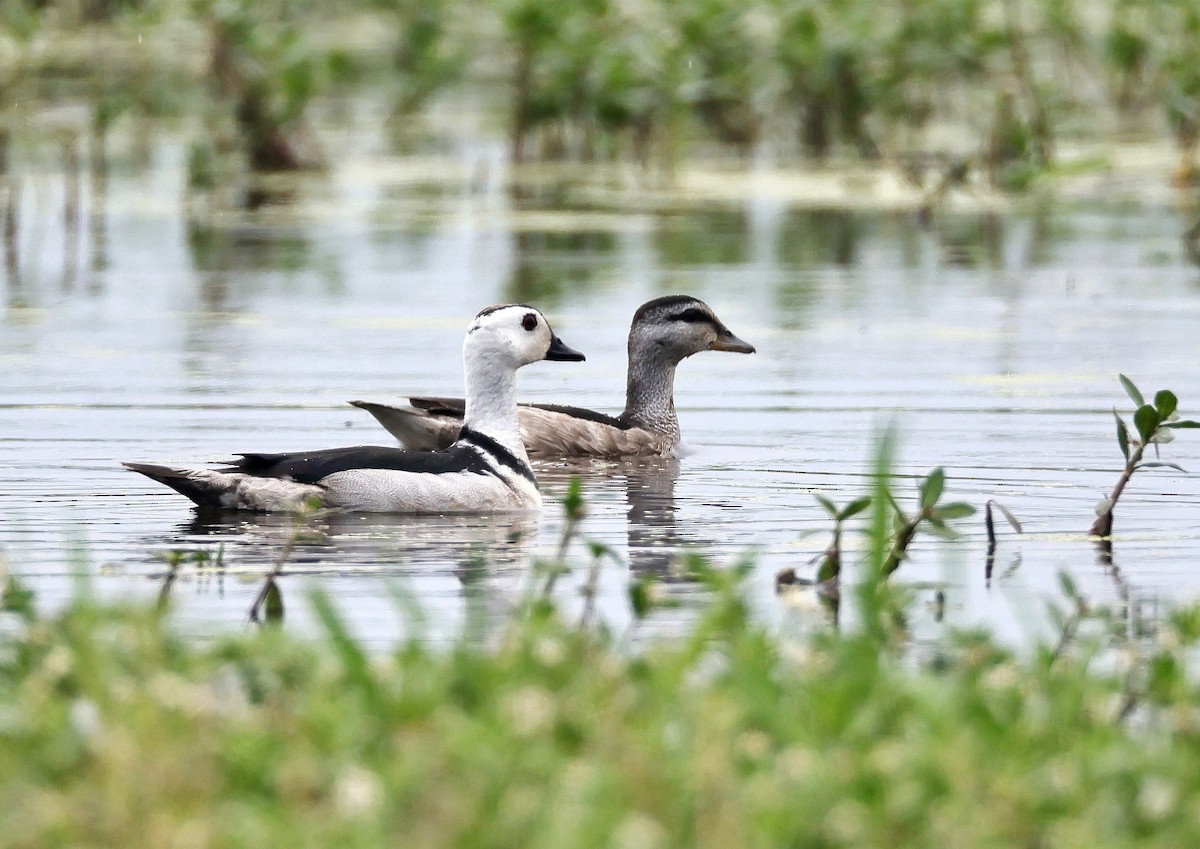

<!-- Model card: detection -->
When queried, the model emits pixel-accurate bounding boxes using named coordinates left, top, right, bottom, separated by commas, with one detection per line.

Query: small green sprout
left=813, top=494, right=873, bottom=585
left=1090, top=374, right=1200, bottom=539
left=883, top=467, right=976, bottom=576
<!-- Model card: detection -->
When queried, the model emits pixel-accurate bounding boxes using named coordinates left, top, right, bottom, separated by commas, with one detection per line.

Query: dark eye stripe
left=670, top=308, right=711, bottom=324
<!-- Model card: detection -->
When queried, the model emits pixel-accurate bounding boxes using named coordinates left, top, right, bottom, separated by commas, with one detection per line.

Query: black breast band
left=460, top=427, right=537, bottom=485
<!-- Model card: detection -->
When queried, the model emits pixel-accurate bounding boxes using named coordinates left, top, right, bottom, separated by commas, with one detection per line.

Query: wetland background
left=4, top=0, right=1200, bottom=643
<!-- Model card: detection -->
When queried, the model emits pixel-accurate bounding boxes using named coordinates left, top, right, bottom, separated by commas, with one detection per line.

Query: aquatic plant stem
left=578, top=552, right=602, bottom=630
left=883, top=517, right=921, bottom=577
left=248, top=527, right=301, bottom=623
left=1090, top=440, right=1147, bottom=538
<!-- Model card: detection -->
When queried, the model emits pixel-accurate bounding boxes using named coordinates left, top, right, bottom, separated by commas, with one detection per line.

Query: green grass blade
left=867, top=425, right=899, bottom=580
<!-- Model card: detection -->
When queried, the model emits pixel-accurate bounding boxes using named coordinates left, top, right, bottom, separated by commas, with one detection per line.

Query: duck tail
left=122, top=462, right=232, bottom=508
left=349, top=400, right=460, bottom=451
left=123, top=462, right=323, bottom=511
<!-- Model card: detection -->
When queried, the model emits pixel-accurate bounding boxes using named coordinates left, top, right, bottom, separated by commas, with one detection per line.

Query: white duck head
left=462, top=304, right=585, bottom=454
left=465, top=304, right=586, bottom=370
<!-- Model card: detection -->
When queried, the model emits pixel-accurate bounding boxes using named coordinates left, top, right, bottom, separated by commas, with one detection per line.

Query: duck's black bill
left=545, top=335, right=586, bottom=362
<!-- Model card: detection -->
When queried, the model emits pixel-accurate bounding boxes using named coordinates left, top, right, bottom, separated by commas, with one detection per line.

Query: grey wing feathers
left=349, top=400, right=463, bottom=451
left=408, top=396, right=468, bottom=417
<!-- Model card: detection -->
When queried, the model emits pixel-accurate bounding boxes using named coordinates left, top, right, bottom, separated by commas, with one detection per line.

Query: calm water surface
left=3, top=119, right=1200, bottom=646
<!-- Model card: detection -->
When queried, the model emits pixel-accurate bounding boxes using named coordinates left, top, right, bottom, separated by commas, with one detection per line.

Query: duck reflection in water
left=180, top=509, right=538, bottom=579
left=538, top=457, right=693, bottom=578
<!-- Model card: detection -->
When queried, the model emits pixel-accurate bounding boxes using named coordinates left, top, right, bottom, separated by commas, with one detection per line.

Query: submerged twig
left=249, top=501, right=324, bottom=624
left=248, top=535, right=299, bottom=625
left=156, top=552, right=184, bottom=611
left=984, top=500, right=1022, bottom=584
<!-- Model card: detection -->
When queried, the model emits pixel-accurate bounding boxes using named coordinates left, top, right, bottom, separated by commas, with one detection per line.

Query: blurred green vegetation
left=4, top=554, right=1200, bottom=847
left=3, top=0, right=1200, bottom=182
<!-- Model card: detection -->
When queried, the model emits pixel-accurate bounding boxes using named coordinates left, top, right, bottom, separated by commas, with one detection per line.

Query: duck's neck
left=462, top=349, right=530, bottom=464
left=623, top=349, right=680, bottom=441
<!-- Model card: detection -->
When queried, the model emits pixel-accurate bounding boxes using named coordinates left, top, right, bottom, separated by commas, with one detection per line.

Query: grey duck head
left=627, top=294, right=756, bottom=364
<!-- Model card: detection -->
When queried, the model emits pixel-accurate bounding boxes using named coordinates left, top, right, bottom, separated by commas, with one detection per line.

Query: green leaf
left=587, top=540, right=612, bottom=559
left=310, top=591, right=381, bottom=709
left=1047, top=604, right=1066, bottom=632
left=732, top=555, right=756, bottom=579
left=814, top=494, right=838, bottom=518
left=925, top=518, right=961, bottom=540
left=867, top=424, right=900, bottom=584
left=1137, top=462, right=1187, bottom=472
left=0, top=574, right=36, bottom=623
left=264, top=579, right=285, bottom=623
left=1058, top=570, right=1079, bottom=601
left=934, top=502, right=976, bottom=520
left=1164, top=420, right=1200, bottom=429
left=1119, top=373, right=1145, bottom=407
left=816, top=552, right=840, bottom=583
left=837, top=496, right=873, bottom=522
left=1155, top=389, right=1178, bottom=419
left=563, top=476, right=585, bottom=520
left=920, top=467, right=945, bottom=511
left=629, top=577, right=655, bottom=619
left=1134, top=404, right=1159, bottom=445
left=1114, top=410, right=1130, bottom=463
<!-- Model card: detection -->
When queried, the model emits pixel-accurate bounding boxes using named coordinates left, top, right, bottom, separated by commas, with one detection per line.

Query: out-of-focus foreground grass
left=3, top=561, right=1200, bottom=849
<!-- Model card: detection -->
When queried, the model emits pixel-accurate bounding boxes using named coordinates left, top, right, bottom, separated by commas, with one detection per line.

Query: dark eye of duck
left=670, top=307, right=710, bottom=324
left=522, top=313, right=538, bottom=331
